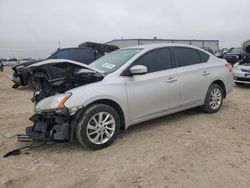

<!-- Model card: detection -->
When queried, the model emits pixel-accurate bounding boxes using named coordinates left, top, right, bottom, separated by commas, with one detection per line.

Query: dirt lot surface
left=1, top=67, right=250, bottom=188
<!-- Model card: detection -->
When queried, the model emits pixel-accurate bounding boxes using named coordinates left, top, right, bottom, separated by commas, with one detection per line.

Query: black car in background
left=223, top=47, right=244, bottom=65
left=11, top=42, right=118, bottom=89
left=215, top=48, right=229, bottom=58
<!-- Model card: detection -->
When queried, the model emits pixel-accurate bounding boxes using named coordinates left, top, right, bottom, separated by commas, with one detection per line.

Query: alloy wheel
left=86, top=112, right=115, bottom=145
left=209, top=88, right=222, bottom=110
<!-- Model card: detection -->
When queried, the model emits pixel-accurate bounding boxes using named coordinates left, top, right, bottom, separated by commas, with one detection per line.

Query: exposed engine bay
left=31, top=68, right=104, bottom=103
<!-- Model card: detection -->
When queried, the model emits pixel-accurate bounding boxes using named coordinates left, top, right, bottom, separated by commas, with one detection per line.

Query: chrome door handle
left=202, top=71, right=210, bottom=76
left=166, top=77, right=177, bottom=83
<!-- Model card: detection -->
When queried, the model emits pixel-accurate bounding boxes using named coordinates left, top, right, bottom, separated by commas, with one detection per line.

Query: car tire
left=30, top=72, right=48, bottom=91
left=27, top=75, right=36, bottom=90
left=234, top=82, right=244, bottom=86
left=76, top=104, right=120, bottom=150
left=202, top=84, right=224, bottom=113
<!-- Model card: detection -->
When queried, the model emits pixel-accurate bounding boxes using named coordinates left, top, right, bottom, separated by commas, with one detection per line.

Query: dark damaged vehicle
left=11, top=42, right=118, bottom=89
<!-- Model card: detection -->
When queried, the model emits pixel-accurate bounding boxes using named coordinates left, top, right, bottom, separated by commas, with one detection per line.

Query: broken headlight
left=35, top=93, right=72, bottom=113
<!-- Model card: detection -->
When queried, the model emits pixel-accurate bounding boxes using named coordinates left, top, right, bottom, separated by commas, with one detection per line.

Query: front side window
left=133, top=48, right=172, bottom=73
left=89, top=49, right=141, bottom=74
left=174, top=47, right=201, bottom=67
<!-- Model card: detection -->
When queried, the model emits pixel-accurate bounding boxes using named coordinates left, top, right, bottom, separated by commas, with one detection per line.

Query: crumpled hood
left=12, top=59, right=43, bottom=71
left=26, top=59, right=103, bottom=74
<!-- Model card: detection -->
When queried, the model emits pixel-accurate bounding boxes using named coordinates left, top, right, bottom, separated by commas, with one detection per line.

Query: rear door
left=124, top=47, right=179, bottom=123
left=172, top=47, right=211, bottom=107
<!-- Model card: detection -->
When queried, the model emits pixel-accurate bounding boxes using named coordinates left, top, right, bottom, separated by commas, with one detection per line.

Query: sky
left=0, top=0, right=249, bottom=58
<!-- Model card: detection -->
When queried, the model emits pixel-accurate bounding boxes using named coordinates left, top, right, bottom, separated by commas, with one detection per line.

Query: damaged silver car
left=19, top=44, right=233, bottom=150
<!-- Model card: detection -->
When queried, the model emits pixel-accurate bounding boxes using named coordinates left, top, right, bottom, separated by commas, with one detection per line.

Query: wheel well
left=87, top=99, right=126, bottom=131
left=33, top=70, right=49, bottom=79
left=211, top=80, right=226, bottom=98
left=23, top=72, right=31, bottom=85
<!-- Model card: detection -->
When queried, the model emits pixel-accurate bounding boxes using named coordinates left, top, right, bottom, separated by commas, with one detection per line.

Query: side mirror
left=129, top=65, right=148, bottom=75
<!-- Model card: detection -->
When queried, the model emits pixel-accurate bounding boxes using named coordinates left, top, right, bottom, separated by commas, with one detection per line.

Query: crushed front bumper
left=18, top=108, right=72, bottom=143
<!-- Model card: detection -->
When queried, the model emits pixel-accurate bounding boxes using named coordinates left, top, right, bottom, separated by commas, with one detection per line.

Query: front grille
left=225, top=57, right=237, bottom=63
left=240, top=69, right=250, bottom=73
left=234, top=77, right=250, bottom=82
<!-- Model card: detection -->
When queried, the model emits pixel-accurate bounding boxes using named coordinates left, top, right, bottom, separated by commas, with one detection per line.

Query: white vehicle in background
left=233, top=40, right=250, bottom=85
left=233, top=56, right=250, bottom=85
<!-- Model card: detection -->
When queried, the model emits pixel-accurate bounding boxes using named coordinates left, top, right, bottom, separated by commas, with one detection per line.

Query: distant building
left=106, top=38, right=219, bottom=52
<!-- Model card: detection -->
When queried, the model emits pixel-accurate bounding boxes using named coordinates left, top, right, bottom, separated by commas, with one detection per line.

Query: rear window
left=174, top=47, right=201, bottom=67
left=199, top=50, right=210, bottom=62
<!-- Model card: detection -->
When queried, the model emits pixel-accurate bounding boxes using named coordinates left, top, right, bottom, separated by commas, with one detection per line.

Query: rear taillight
left=225, top=63, right=232, bottom=72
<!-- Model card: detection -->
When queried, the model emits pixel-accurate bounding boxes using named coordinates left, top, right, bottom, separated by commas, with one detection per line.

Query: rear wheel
left=76, top=104, right=120, bottom=150
left=202, top=84, right=223, bottom=113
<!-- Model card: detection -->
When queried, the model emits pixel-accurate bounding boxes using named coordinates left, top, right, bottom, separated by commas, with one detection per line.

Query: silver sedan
left=27, top=44, right=233, bottom=149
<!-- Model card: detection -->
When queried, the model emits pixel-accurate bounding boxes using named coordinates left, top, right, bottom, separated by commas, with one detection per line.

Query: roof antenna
left=58, top=40, right=61, bottom=50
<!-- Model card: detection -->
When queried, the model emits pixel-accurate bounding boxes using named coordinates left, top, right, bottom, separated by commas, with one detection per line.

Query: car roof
left=122, top=43, right=214, bottom=57
left=123, top=43, right=202, bottom=50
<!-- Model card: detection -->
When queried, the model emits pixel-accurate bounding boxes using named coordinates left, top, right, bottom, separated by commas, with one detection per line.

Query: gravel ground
left=1, top=67, right=250, bottom=188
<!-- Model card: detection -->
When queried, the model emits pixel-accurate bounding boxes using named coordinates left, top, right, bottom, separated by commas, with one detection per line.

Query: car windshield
left=88, top=49, right=142, bottom=74
left=45, top=50, right=57, bottom=59
left=230, top=48, right=242, bottom=54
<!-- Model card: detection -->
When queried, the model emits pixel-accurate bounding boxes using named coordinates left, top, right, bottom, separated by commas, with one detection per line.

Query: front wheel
left=202, top=84, right=224, bottom=113
left=27, top=75, right=36, bottom=90
left=76, top=104, right=120, bottom=150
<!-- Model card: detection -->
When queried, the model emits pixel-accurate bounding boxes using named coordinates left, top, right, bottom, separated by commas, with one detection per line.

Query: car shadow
left=122, top=107, right=202, bottom=136
left=25, top=107, right=203, bottom=155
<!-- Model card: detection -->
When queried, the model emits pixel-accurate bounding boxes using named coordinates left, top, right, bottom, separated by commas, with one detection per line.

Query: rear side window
left=199, top=50, right=210, bottom=62
left=134, top=48, right=172, bottom=73
left=173, top=47, right=201, bottom=67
